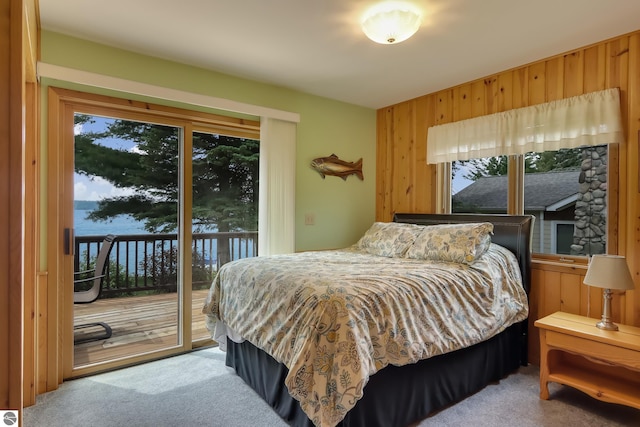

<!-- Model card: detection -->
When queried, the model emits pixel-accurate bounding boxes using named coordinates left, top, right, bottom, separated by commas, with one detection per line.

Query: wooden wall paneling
left=544, top=56, right=565, bottom=102
left=563, top=51, right=584, bottom=98
left=424, top=95, right=439, bottom=213
left=512, top=68, right=529, bottom=109
left=392, top=101, right=415, bottom=213
left=528, top=268, right=543, bottom=365
left=559, top=273, right=582, bottom=313
left=583, top=283, right=603, bottom=319
left=424, top=94, right=437, bottom=129
left=583, top=44, right=606, bottom=93
left=435, top=89, right=453, bottom=125
left=497, top=71, right=514, bottom=112
left=483, top=76, right=499, bottom=115
left=454, top=83, right=472, bottom=121
left=626, top=33, right=640, bottom=325
left=606, top=37, right=632, bottom=323
left=451, top=87, right=461, bottom=122
left=578, top=279, right=588, bottom=317
left=36, top=272, right=48, bottom=394
left=469, top=80, right=484, bottom=117
left=413, top=96, right=431, bottom=213
left=22, top=0, right=38, bottom=408
left=528, top=62, right=546, bottom=105
left=407, top=100, right=418, bottom=213
left=23, top=81, right=37, bottom=406
left=375, top=108, right=393, bottom=221
left=1, top=0, right=12, bottom=410
left=610, top=290, right=626, bottom=326
left=2, top=0, right=33, bottom=415
left=542, top=270, right=562, bottom=315
left=606, top=36, right=630, bottom=95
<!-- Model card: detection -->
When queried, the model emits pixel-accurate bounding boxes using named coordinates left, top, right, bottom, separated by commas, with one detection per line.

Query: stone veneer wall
left=571, top=146, right=607, bottom=256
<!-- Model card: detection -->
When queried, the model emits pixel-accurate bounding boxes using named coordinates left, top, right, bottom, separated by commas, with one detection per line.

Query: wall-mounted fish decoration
left=310, top=154, right=363, bottom=181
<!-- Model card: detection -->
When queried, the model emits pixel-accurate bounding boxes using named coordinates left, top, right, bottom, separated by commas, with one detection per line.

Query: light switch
left=305, top=213, right=315, bottom=225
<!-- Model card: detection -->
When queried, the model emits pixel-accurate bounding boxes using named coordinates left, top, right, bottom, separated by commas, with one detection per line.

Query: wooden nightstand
left=534, top=311, right=640, bottom=410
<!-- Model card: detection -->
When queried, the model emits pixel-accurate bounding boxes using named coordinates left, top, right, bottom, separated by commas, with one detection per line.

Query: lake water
left=74, top=209, right=150, bottom=236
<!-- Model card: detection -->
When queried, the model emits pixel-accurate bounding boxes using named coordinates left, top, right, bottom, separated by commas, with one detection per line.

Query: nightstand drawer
left=545, top=330, right=640, bottom=371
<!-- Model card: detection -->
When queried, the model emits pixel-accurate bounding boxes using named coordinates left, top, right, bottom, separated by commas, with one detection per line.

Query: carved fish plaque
left=310, top=154, right=363, bottom=181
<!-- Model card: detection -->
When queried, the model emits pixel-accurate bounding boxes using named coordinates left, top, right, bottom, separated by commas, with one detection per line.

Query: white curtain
left=426, top=88, right=623, bottom=164
left=258, top=117, right=297, bottom=256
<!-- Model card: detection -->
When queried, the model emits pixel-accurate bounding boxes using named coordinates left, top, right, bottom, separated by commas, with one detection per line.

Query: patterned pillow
left=356, top=222, right=424, bottom=257
left=405, top=222, right=494, bottom=264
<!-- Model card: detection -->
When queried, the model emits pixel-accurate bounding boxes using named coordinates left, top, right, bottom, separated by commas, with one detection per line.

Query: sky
left=452, top=163, right=473, bottom=194
left=74, top=116, right=138, bottom=201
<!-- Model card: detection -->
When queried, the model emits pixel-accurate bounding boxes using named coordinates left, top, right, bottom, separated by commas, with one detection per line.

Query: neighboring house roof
left=453, top=169, right=581, bottom=211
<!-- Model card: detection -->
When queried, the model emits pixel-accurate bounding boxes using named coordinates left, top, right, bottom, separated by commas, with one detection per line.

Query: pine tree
left=74, top=114, right=259, bottom=245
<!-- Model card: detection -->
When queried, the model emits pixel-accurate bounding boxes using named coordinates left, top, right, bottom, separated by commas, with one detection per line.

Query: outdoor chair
left=73, top=234, right=116, bottom=344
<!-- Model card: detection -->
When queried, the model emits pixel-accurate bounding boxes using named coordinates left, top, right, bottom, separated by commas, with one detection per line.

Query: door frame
left=46, top=87, right=258, bottom=379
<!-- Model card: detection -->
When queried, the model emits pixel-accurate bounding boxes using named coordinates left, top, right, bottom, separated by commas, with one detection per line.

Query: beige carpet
left=25, top=346, right=639, bottom=426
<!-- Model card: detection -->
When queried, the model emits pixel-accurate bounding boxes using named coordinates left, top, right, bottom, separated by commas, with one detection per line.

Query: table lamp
left=583, top=254, right=635, bottom=331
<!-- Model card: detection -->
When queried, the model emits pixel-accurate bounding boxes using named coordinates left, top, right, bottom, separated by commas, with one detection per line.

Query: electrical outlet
left=304, top=213, right=315, bottom=225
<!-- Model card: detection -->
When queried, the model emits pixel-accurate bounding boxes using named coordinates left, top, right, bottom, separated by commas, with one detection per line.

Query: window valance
left=426, top=88, right=623, bottom=164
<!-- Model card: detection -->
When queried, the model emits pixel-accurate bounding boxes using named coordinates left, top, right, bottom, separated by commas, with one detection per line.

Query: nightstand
left=534, top=311, right=640, bottom=410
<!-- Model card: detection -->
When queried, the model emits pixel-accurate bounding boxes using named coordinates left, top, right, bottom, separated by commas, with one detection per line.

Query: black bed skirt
left=226, top=323, right=524, bottom=427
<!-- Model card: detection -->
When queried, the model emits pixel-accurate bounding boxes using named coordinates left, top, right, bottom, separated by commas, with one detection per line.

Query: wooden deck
left=74, top=289, right=213, bottom=367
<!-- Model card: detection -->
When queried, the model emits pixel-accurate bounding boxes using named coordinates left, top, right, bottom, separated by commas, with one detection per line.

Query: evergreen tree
left=74, top=115, right=259, bottom=239
left=453, top=148, right=582, bottom=182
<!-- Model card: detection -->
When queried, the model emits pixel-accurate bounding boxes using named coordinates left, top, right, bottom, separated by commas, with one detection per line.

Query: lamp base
left=596, top=288, right=619, bottom=331
left=596, top=319, right=619, bottom=331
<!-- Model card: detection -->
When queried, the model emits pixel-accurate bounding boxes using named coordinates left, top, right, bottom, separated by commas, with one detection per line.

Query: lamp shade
left=583, top=254, right=635, bottom=290
left=361, top=3, right=422, bottom=44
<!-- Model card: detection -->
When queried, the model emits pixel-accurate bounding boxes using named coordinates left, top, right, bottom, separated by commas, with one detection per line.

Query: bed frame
left=225, top=213, right=534, bottom=427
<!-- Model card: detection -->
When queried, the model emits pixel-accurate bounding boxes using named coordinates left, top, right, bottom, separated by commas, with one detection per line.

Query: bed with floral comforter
left=202, top=220, right=529, bottom=427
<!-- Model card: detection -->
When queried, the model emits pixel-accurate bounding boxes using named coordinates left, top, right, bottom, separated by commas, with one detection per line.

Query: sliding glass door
left=190, top=130, right=259, bottom=343
left=49, top=88, right=260, bottom=377
left=72, top=113, right=184, bottom=369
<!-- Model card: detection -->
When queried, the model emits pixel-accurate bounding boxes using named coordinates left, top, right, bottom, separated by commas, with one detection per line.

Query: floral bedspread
left=202, top=244, right=528, bottom=427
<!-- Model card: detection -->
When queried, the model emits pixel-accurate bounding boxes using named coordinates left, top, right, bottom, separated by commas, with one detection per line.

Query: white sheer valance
left=258, top=118, right=297, bottom=256
left=426, top=88, right=623, bottom=164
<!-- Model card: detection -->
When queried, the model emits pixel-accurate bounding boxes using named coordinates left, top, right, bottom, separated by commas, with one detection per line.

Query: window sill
left=532, top=256, right=588, bottom=272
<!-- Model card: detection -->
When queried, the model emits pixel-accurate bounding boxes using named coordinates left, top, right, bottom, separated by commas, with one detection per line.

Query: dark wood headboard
left=392, top=213, right=535, bottom=294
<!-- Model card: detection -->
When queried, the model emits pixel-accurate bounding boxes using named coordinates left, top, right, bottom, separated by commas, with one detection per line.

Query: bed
left=202, top=213, right=534, bottom=427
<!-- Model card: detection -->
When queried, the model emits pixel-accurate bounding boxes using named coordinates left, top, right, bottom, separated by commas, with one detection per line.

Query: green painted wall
left=41, top=31, right=376, bottom=251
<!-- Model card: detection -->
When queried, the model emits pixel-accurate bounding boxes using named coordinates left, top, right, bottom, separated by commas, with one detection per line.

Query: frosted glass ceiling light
left=361, top=2, right=422, bottom=44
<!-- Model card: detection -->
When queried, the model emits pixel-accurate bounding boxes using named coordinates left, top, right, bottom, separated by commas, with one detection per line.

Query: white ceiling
left=38, top=0, right=640, bottom=109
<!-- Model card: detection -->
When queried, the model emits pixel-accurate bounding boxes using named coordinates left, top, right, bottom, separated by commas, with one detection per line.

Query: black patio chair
left=73, top=234, right=116, bottom=344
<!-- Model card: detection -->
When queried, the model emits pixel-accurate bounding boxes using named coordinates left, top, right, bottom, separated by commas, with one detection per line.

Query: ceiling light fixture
left=361, top=2, right=422, bottom=45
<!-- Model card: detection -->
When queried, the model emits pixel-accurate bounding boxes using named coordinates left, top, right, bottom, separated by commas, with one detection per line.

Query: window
left=448, top=145, right=610, bottom=256
left=524, top=146, right=607, bottom=256
left=554, top=223, right=575, bottom=255
left=452, top=157, right=508, bottom=214
left=430, top=89, right=621, bottom=259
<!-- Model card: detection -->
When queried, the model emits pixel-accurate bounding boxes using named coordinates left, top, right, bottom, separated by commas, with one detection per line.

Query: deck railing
left=74, top=232, right=258, bottom=298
